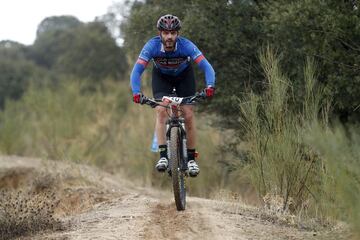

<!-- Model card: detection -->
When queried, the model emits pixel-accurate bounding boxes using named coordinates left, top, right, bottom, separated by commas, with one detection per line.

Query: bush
left=0, top=189, right=61, bottom=240
left=0, top=79, right=224, bottom=197
left=306, top=124, right=360, bottom=238
left=238, top=47, right=327, bottom=213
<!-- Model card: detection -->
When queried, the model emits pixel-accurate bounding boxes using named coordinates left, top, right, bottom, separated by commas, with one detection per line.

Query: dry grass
left=238, top=48, right=326, bottom=215
left=305, top=124, right=360, bottom=239
left=209, top=189, right=337, bottom=235
left=0, top=157, right=120, bottom=239
left=0, top=79, right=229, bottom=199
left=0, top=189, right=62, bottom=240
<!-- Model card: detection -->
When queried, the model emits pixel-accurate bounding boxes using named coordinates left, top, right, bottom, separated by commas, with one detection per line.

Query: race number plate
left=162, top=96, right=184, bottom=105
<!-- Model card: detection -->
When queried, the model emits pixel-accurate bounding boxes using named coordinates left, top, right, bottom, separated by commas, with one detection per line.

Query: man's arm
left=130, top=58, right=148, bottom=94
left=130, top=40, right=153, bottom=97
left=194, top=55, right=215, bottom=87
left=185, top=38, right=216, bottom=88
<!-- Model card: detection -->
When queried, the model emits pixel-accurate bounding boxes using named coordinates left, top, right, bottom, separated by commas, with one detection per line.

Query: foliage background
left=0, top=0, right=359, bottom=236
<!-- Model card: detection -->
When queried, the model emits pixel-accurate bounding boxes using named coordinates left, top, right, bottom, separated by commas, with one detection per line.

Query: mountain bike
left=141, top=90, right=206, bottom=211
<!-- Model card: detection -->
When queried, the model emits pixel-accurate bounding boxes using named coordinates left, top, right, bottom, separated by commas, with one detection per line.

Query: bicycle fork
left=180, top=118, right=188, bottom=172
left=166, top=118, right=188, bottom=173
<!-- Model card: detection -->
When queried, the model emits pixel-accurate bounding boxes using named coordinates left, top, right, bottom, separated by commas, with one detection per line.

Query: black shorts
left=152, top=65, right=196, bottom=99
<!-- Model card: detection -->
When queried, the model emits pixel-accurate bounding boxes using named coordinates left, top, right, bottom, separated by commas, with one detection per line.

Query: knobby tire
left=170, top=127, right=186, bottom=211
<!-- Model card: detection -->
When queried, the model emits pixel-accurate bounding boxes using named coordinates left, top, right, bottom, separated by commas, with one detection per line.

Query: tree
left=30, top=28, right=77, bottom=69
left=262, top=0, right=360, bottom=122
left=29, top=16, right=82, bottom=69
left=182, top=0, right=264, bottom=128
left=55, top=22, right=128, bottom=81
left=0, top=41, right=47, bottom=108
left=29, top=16, right=128, bottom=82
left=36, top=15, right=82, bottom=37
left=0, top=40, right=27, bottom=61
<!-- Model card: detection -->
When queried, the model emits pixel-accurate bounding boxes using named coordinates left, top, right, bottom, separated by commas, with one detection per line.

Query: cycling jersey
left=130, top=36, right=215, bottom=94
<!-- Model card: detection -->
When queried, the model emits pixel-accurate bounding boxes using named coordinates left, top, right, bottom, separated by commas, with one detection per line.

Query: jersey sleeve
left=130, top=40, right=154, bottom=94
left=184, top=39, right=216, bottom=87
left=198, top=58, right=216, bottom=87
left=130, top=63, right=146, bottom=94
left=138, top=40, right=154, bottom=62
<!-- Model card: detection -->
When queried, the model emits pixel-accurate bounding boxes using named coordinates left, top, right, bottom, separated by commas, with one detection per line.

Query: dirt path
left=0, top=156, right=345, bottom=240
left=46, top=194, right=320, bottom=240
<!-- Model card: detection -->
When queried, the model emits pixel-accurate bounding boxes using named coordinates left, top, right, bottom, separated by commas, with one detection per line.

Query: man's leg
left=175, top=65, right=199, bottom=176
left=152, top=67, right=173, bottom=172
left=181, top=105, right=195, bottom=148
left=181, top=105, right=200, bottom=177
left=154, top=105, right=168, bottom=171
left=155, top=106, right=167, bottom=145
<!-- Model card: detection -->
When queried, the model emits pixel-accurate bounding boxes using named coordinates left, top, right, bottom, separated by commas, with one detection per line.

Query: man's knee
left=156, top=106, right=168, bottom=123
left=182, top=107, right=194, bottom=123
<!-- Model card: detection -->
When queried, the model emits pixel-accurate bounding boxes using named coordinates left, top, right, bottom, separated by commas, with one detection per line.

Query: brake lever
left=140, top=95, right=147, bottom=105
left=199, top=91, right=207, bottom=99
left=189, top=96, right=197, bottom=103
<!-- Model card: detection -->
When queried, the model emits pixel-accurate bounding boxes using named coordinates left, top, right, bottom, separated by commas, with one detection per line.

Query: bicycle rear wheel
left=170, top=127, right=186, bottom=211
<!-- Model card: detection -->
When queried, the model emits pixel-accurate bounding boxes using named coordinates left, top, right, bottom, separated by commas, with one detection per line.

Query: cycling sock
left=159, top=144, right=167, bottom=158
left=187, top=148, right=196, bottom=161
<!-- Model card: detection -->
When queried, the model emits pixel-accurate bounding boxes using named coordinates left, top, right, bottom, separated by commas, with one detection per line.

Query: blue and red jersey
left=130, top=36, right=215, bottom=94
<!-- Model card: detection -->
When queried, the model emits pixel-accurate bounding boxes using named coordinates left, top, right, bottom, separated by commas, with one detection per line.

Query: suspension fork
left=166, top=118, right=188, bottom=171
left=179, top=118, right=188, bottom=171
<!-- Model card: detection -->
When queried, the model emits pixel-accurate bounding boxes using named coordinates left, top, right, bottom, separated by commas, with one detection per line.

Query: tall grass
left=0, top=79, right=225, bottom=197
left=0, top=80, right=128, bottom=163
left=238, top=47, right=326, bottom=213
left=238, top=47, right=360, bottom=237
left=306, top=124, right=360, bottom=238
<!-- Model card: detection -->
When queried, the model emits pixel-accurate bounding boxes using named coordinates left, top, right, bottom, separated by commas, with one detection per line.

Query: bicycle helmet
left=157, top=14, right=181, bottom=31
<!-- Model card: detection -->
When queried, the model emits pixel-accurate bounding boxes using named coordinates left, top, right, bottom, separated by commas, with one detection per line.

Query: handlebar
left=141, top=90, right=207, bottom=108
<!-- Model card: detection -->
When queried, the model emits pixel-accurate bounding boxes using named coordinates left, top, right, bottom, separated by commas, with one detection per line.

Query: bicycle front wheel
left=170, top=127, right=186, bottom=211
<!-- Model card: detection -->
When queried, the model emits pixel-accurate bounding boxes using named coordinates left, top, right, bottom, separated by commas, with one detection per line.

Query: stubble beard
left=162, top=38, right=175, bottom=51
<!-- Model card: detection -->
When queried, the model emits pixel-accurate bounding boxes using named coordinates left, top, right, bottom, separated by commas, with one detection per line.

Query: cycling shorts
left=152, top=64, right=196, bottom=99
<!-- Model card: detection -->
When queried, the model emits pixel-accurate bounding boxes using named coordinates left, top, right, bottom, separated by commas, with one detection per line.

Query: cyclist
left=130, top=14, right=216, bottom=177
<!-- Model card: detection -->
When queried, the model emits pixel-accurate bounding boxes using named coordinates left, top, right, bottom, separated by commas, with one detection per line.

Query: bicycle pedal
left=189, top=172, right=199, bottom=178
left=156, top=166, right=167, bottom=172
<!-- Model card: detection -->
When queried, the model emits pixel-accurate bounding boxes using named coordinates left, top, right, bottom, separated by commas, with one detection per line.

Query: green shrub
left=0, top=79, right=224, bottom=197
left=239, top=47, right=326, bottom=213
left=306, top=124, right=360, bottom=238
left=0, top=79, right=128, bottom=162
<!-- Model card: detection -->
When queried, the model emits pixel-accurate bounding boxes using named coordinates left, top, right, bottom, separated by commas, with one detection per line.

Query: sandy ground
left=0, top=156, right=348, bottom=240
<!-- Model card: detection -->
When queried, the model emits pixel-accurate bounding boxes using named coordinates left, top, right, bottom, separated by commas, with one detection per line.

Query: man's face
left=160, top=30, right=178, bottom=50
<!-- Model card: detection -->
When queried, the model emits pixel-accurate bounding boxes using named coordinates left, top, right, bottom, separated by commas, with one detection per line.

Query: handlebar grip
left=140, top=95, right=148, bottom=105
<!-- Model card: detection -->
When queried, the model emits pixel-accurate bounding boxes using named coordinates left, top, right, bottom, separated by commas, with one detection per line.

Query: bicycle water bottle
left=150, top=131, right=158, bottom=152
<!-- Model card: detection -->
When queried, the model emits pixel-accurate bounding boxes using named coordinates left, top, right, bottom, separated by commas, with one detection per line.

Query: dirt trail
left=0, top=156, right=343, bottom=240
